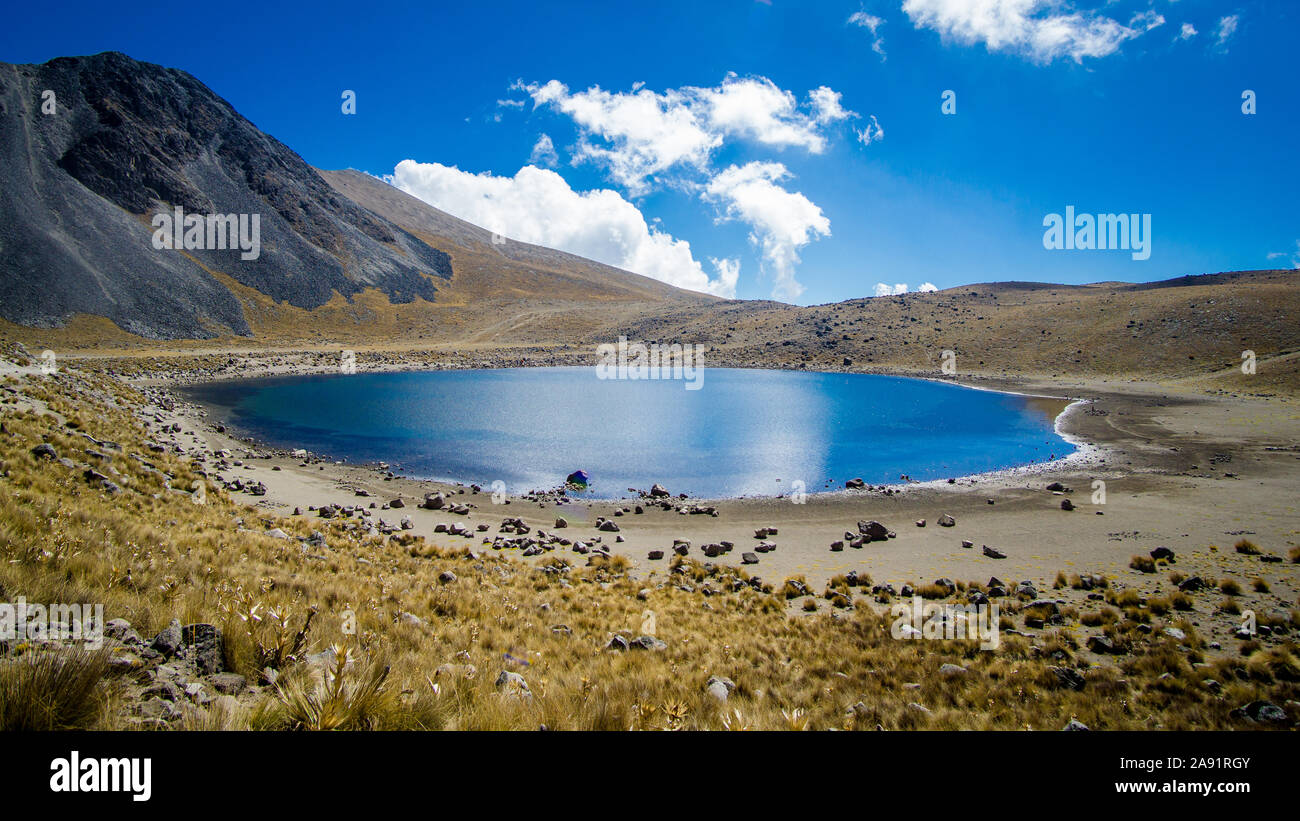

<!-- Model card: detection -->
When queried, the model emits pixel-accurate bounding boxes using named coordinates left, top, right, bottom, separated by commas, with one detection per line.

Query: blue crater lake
left=184, top=367, right=1077, bottom=499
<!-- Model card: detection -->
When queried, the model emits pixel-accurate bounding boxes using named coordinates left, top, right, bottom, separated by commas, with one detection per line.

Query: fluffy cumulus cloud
left=502, top=74, right=874, bottom=298
left=1178, top=22, right=1197, bottom=41
left=901, top=0, right=1151, bottom=63
left=515, top=74, right=863, bottom=194
left=704, top=162, right=830, bottom=301
left=873, top=281, right=938, bottom=296
left=389, top=161, right=740, bottom=298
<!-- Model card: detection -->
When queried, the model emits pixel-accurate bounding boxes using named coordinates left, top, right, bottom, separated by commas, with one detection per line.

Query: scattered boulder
left=982, top=545, right=1006, bottom=559
left=705, top=675, right=735, bottom=702
left=207, top=673, right=247, bottom=695
left=495, top=670, right=531, bottom=699
left=150, top=619, right=183, bottom=656
left=857, top=520, right=889, bottom=540
left=606, top=635, right=630, bottom=652
left=1230, top=701, right=1287, bottom=725
left=1050, top=666, right=1086, bottom=691
left=31, top=443, right=58, bottom=460
left=937, top=514, right=956, bottom=527
left=1087, top=635, right=1120, bottom=655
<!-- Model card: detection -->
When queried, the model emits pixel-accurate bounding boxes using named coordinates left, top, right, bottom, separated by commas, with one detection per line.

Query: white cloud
left=496, top=99, right=525, bottom=109
left=901, top=0, right=1147, bottom=63
left=528, top=134, right=558, bottom=167
left=856, top=114, right=885, bottom=146
left=517, top=74, right=863, bottom=194
left=1130, top=11, right=1165, bottom=33
left=1215, top=15, right=1238, bottom=49
left=874, top=282, right=909, bottom=296
left=847, top=11, right=888, bottom=60
left=509, top=75, right=868, bottom=298
left=808, top=86, right=853, bottom=124
left=704, top=162, right=830, bottom=301
left=389, top=160, right=739, bottom=297
left=1178, top=22, right=1197, bottom=40
left=1267, top=241, right=1300, bottom=269
left=699, top=76, right=834, bottom=151
left=918, top=282, right=939, bottom=292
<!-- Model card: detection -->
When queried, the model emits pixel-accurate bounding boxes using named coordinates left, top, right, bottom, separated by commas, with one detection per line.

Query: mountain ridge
left=0, top=52, right=706, bottom=341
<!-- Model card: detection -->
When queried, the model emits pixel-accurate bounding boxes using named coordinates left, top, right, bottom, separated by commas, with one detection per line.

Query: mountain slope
left=0, top=52, right=460, bottom=339
left=317, top=169, right=714, bottom=304
left=0, top=52, right=715, bottom=343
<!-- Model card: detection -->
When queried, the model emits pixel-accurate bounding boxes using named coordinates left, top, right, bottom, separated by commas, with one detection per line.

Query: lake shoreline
left=175, top=365, right=1093, bottom=504
left=119, top=352, right=1298, bottom=632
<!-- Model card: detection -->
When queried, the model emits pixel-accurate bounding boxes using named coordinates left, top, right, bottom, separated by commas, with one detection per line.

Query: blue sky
left=3, top=0, right=1296, bottom=304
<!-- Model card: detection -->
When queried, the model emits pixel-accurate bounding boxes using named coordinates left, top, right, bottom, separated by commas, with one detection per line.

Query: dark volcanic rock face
left=0, top=52, right=451, bottom=338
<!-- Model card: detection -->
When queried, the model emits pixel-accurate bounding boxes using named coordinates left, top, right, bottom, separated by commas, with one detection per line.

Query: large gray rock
left=494, top=671, right=531, bottom=698
left=705, top=675, right=735, bottom=702
left=150, top=618, right=183, bottom=656
left=857, top=520, right=889, bottom=540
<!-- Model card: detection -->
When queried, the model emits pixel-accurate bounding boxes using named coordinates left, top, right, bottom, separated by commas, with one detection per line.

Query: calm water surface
left=184, top=367, right=1075, bottom=499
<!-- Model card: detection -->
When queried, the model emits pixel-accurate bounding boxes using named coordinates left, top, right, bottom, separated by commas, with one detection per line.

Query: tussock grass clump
left=1234, top=539, right=1260, bottom=556
left=258, top=645, right=393, bottom=731
left=915, top=583, right=953, bottom=600
left=1068, top=573, right=1108, bottom=590
left=1219, top=578, right=1242, bottom=596
left=0, top=647, right=112, bottom=731
left=1080, top=608, right=1118, bottom=627
left=1288, top=545, right=1300, bottom=563
left=1129, top=555, right=1156, bottom=573
left=778, top=575, right=811, bottom=599
left=1106, top=589, right=1143, bottom=608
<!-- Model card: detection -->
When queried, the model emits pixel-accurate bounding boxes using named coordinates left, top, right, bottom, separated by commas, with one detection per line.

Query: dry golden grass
left=1, top=361, right=1297, bottom=731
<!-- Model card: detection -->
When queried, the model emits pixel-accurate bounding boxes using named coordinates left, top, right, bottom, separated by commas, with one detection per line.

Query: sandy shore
left=131, top=362, right=1300, bottom=651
